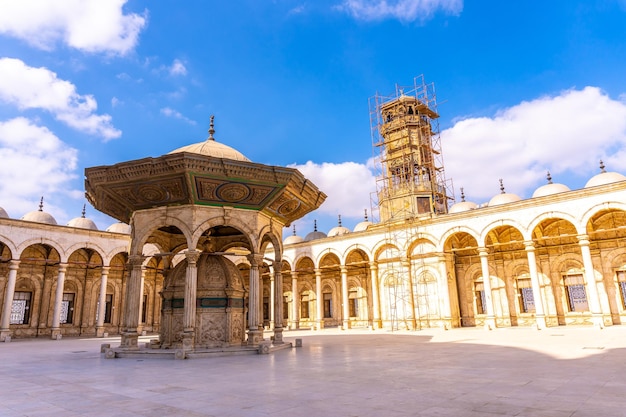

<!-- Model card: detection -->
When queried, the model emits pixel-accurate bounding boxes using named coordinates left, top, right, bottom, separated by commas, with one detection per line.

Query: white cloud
left=0, top=58, right=121, bottom=140
left=160, top=107, right=196, bottom=125
left=169, top=59, right=187, bottom=76
left=288, top=160, right=376, bottom=220
left=441, top=86, right=626, bottom=202
left=0, top=117, right=80, bottom=218
left=338, top=0, right=462, bottom=22
left=0, top=0, right=147, bottom=55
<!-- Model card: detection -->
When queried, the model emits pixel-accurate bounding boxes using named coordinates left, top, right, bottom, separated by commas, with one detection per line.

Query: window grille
left=564, top=274, right=588, bottom=312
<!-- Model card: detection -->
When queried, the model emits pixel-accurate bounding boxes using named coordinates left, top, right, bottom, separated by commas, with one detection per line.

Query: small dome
left=449, top=201, right=478, bottom=213
left=532, top=183, right=570, bottom=198
left=0, top=206, right=8, bottom=218
left=21, top=197, right=57, bottom=225
left=354, top=221, right=372, bottom=232
left=488, top=180, right=521, bottom=207
left=585, top=169, right=626, bottom=188
left=168, top=116, right=250, bottom=162
left=327, top=215, right=350, bottom=237
left=106, top=222, right=131, bottom=234
left=67, top=217, right=98, bottom=230
left=304, top=220, right=327, bottom=241
left=284, top=235, right=304, bottom=245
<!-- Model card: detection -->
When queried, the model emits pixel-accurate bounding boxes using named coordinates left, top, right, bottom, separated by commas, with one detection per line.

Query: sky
left=1, top=0, right=626, bottom=238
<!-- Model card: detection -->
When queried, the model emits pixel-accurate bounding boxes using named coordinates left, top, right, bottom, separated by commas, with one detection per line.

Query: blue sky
left=1, top=0, right=626, bottom=237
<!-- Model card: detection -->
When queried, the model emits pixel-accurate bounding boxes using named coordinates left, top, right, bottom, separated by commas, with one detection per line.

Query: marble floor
left=1, top=325, right=625, bottom=416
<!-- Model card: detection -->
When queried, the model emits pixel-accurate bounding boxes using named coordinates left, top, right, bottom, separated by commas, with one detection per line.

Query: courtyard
left=0, top=326, right=625, bottom=416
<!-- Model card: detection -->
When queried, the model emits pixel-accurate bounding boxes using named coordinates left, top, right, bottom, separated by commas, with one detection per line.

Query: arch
left=0, top=234, right=18, bottom=257
left=581, top=202, right=626, bottom=230
left=528, top=211, right=581, bottom=237
left=438, top=226, right=481, bottom=252
left=479, top=219, right=527, bottom=245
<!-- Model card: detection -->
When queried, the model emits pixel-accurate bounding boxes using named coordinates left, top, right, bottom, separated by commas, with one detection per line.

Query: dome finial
left=460, top=187, right=466, bottom=202
left=499, top=179, right=505, bottom=194
left=546, top=171, right=553, bottom=184
left=600, top=160, right=606, bottom=173
left=313, top=219, right=318, bottom=232
left=38, top=196, right=44, bottom=212
left=208, top=115, right=215, bottom=141
left=338, top=214, right=342, bottom=227
left=364, top=209, right=368, bottom=221
left=81, top=204, right=86, bottom=218
left=292, top=224, right=297, bottom=236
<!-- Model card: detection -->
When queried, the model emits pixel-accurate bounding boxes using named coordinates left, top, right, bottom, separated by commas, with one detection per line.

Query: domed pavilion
left=85, top=117, right=326, bottom=356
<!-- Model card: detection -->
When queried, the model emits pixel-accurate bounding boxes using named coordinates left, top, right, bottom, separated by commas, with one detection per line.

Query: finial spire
left=81, top=204, right=86, bottom=218
left=364, top=209, right=368, bottom=221
left=338, top=214, right=342, bottom=227
left=208, top=115, right=215, bottom=141
left=546, top=171, right=553, bottom=184
left=38, top=196, right=44, bottom=212
left=292, top=224, right=297, bottom=236
left=460, top=187, right=466, bottom=202
left=499, top=179, right=505, bottom=194
left=600, top=160, right=606, bottom=173
left=313, top=219, right=318, bottom=232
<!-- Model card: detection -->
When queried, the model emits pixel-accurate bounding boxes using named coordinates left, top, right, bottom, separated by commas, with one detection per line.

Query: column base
left=51, top=328, right=62, bottom=340
left=119, top=331, right=140, bottom=350
left=247, top=329, right=263, bottom=346
left=342, top=320, right=351, bottom=330
left=591, top=314, right=605, bottom=329
left=182, top=331, right=195, bottom=351
left=484, top=317, right=496, bottom=330
left=0, top=330, right=11, bottom=342
left=273, top=328, right=284, bottom=345
left=96, top=327, right=105, bottom=337
left=534, top=315, right=547, bottom=330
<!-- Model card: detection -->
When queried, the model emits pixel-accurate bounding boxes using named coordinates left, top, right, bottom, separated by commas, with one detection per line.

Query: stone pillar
left=524, top=242, right=546, bottom=329
left=578, top=235, right=604, bottom=328
left=437, top=255, right=453, bottom=329
left=478, top=248, right=496, bottom=330
left=50, top=263, right=68, bottom=340
left=402, top=258, right=417, bottom=330
left=0, top=260, right=20, bottom=341
left=315, top=268, right=323, bottom=330
left=120, top=255, right=144, bottom=350
left=341, top=266, right=350, bottom=330
left=96, top=266, right=110, bottom=337
left=183, top=250, right=200, bottom=350
left=369, top=262, right=381, bottom=329
left=247, top=254, right=263, bottom=345
left=273, top=261, right=284, bottom=344
left=291, top=271, right=299, bottom=330
left=269, top=268, right=275, bottom=330
left=137, top=265, right=146, bottom=334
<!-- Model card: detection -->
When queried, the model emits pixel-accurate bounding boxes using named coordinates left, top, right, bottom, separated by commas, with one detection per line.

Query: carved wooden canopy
left=85, top=152, right=326, bottom=225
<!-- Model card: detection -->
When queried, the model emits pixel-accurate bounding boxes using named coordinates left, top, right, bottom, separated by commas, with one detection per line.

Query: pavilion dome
left=106, top=222, right=131, bottom=234
left=487, top=180, right=521, bottom=207
left=21, top=198, right=57, bottom=225
left=168, top=116, right=250, bottom=162
left=585, top=162, right=626, bottom=188
left=0, top=206, right=8, bottom=218
left=532, top=173, right=570, bottom=198
left=67, top=206, right=98, bottom=230
left=327, top=215, right=350, bottom=237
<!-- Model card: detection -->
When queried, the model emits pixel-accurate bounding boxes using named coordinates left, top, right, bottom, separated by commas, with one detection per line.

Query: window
left=517, top=278, right=535, bottom=313
left=60, top=293, right=75, bottom=324
left=474, top=282, right=486, bottom=315
left=141, top=294, right=148, bottom=323
left=349, top=290, right=358, bottom=317
left=263, top=297, right=269, bottom=321
left=283, top=297, right=289, bottom=320
left=564, top=274, right=588, bottom=312
left=10, top=291, right=31, bottom=325
left=617, top=271, right=626, bottom=309
left=300, top=294, right=309, bottom=319
left=323, top=293, right=332, bottom=318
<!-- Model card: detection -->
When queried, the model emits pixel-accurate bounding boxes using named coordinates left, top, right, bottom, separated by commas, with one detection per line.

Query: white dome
left=0, top=207, right=8, bottom=218
left=532, top=183, right=570, bottom=198
left=67, top=217, right=98, bottom=230
left=328, top=226, right=350, bottom=237
left=354, top=221, right=372, bottom=232
left=106, top=222, right=131, bottom=234
left=488, top=193, right=521, bottom=207
left=305, top=230, right=327, bottom=241
left=284, top=235, right=305, bottom=245
left=585, top=171, right=626, bottom=188
left=22, top=210, right=57, bottom=225
left=449, top=201, right=478, bottom=213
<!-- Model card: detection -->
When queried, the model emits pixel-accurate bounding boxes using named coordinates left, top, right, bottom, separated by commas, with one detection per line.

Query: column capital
left=128, top=254, right=146, bottom=267
left=340, top=265, right=348, bottom=274
left=185, top=249, right=201, bottom=265
left=523, top=241, right=535, bottom=251
left=314, top=268, right=322, bottom=276
left=246, top=253, right=264, bottom=267
left=368, top=261, right=378, bottom=271
left=577, top=234, right=590, bottom=246
left=101, top=265, right=111, bottom=274
left=478, top=247, right=489, bottom=257
left=8, top=259, right=20, bottom=270
left=57, top=263, right=69, bottom=273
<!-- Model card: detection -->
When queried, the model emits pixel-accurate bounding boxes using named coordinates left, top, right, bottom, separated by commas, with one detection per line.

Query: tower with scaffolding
left=370, top=75, right=454, bottom=330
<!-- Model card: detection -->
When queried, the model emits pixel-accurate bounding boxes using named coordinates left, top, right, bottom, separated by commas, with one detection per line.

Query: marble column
left=315, top=268, right=323, bottom=330
left=578, top=235, right=604, bottom=328
left=247, top=254, right=263, bottom=345
left=291, top=271, right=299, bottom=330
left=402, top=258, right=417, bottom=330
left=182, top=250, right=200, bottom=350
left=137, top=266, right=146, bottom=334
left=369, top=262, right=381, bottom=329
left=120, top=255, right=144, bottom=350
left=269, top=267, right=275, bottom=330
left=436, top=255, right=453, bottom=329
left=96, top=266, right=110, bottom=337
left=0, top=260, right=20, bottom=341
left=50, top=263, right=68, bottom=340
left=524, top=242, right=546, bottom=329
left=341, top=266, right=350, bottom=330
left=478, top=248, right=496, bottom=330
left=273, top=262, right=284, bottom=344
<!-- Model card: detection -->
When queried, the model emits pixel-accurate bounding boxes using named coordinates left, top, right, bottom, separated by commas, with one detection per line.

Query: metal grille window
left=300, top=294, right=309, bottom=319
left=10, top=291, right=31, bottom=325
left=517, top=278, right=535, bottom=313
left=323, top=293, right=332, bottom=318
left=349, top=290, right=358, bottom=317
left=60, top=293, right=75, bottom=324
left=618, top=271, right=626, bottom=309
left=474, top=282, right=486, bottom=315
left=564, top=274, right=588, bottom=312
